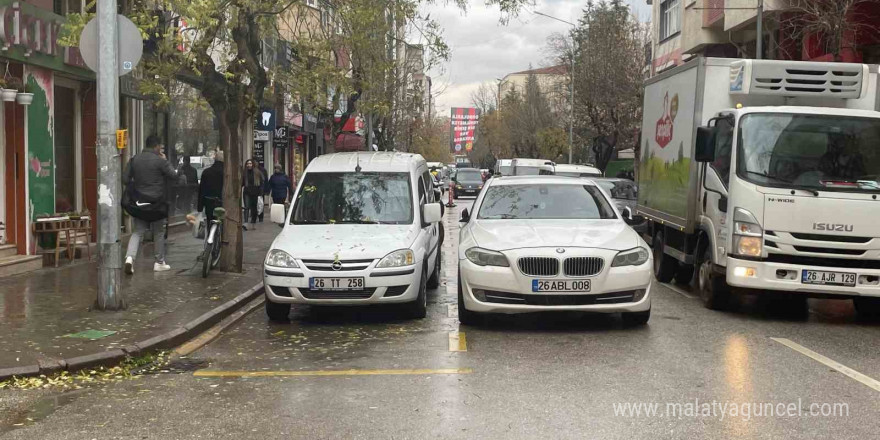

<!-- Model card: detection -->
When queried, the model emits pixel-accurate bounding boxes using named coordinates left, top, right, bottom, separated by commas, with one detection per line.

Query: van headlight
left=733, top=208, right=763, bottom=257
left=265, top=249, right=298, bottom=268
left=465, top=247, right=509, bottom=267
left=377, top=249, right=414, bottom=268
left=611, top=247, right=650, bottom=267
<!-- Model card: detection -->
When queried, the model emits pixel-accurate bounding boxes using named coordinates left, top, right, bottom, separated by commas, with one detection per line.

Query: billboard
left=449, top=107, right=481, bottom=153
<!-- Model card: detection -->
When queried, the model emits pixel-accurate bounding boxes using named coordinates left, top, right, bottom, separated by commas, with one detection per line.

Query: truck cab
left=639, top=58, right=880, bottom=317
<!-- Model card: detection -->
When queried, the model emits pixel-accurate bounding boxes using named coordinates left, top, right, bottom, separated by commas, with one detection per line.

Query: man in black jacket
left=198, top=150, right=225, bottom=226
left=123, top=135, right=177, bottom=274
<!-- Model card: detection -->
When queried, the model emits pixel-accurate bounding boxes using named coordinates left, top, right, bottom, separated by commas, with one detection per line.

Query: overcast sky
left=424, top=0, right=650, bottom=116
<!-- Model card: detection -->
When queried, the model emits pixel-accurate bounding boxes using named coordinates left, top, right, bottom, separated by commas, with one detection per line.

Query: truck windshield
left=738, top=114, right=880, bottom=192
left=292, top=172, right=413, bottom=224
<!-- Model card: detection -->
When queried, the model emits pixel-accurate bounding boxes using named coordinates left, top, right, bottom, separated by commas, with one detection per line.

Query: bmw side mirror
left=459, top=208, right=470, bottom=223
left=621, top=207, right=637, bottom=225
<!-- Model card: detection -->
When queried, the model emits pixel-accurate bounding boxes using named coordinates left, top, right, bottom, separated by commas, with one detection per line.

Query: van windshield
left=292, top=172, right=413, bottom=224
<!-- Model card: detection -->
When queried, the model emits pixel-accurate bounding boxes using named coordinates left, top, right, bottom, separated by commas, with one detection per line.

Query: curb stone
left=0, top=283, right=264, bottom=382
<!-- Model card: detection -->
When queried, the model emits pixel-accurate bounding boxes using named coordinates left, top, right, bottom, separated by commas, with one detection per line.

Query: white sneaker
left=124, top=256, right=134, bottom=275
left=154, top=261, right=172, bottom=272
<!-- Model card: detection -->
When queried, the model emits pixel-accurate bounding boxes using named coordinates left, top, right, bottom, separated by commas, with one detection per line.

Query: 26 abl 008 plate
left=801, top=270, right=856, bottom=287
left=532, top=279, right=591, bottom=292
left=310, top=277, right=365, bottom=290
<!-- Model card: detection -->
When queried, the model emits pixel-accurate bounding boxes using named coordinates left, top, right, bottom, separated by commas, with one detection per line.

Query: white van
left=553, top=164, right=603, bottom=178
left=264, top=152, right=444, bottom=321
left=511, top=158, right=555, bottom=176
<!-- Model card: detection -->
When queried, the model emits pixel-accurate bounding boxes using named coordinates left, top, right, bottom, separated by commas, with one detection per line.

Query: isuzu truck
left=638, top=57, right=880, bottom=317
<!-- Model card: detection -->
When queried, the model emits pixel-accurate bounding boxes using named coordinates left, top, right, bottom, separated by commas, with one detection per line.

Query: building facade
left=647, top=0, right=880, bottom=76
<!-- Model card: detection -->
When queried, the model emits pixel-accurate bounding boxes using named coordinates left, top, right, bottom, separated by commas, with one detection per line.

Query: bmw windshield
left=292, top=172, right=414, bottom=224
left=737, top=113, right=880, bottom=192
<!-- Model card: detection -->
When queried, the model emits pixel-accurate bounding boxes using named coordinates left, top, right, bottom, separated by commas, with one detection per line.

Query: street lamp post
left=533, top=11, right=576, bottom=164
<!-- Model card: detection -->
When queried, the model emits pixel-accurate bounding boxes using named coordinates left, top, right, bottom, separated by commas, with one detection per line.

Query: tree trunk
left=218, top=110, right=244, bottom=273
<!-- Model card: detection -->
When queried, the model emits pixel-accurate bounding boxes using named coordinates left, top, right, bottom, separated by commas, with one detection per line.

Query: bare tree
left=470, top=82, right=499, bottom=114
left=781, top=0, right=880, bottom=60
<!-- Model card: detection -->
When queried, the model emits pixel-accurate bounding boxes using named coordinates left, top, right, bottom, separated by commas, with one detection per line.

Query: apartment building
left=647, top=0, right=880, bottom=76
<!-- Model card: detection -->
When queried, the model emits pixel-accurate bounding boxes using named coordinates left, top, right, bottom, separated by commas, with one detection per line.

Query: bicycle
left=201, top=203, right=226, bottom=278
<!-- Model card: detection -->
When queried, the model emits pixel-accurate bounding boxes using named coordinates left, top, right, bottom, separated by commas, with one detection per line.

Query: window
left=711, top=117, right=734, bottom=186
left=478, top=184, right=617, bottom=220
left=417, top=176, right=426, bottom=206
left=422, top=171, right=435, bottom=203
left=53, top=0, right=83, bottom=15
left=660, top=0, right=681, bottom=41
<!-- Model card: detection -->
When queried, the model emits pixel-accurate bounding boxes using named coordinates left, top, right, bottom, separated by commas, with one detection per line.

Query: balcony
left=703, top=0, right=724, bottom=28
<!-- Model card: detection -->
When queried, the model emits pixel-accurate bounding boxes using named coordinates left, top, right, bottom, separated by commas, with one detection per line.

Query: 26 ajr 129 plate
left=801, top=270, right=856, bottom=287
left=532, top=279, right=591, bottom=292
left=310, top=277, right=365, bottom=291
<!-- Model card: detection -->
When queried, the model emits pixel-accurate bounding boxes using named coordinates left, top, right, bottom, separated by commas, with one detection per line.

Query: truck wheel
left=674, top=265, right=694, bottom=286
left=652, top=231, right=677, bottom=283
left=697, top=244, right=732, bottom=310
left=854, top=297, right=880, bottom=320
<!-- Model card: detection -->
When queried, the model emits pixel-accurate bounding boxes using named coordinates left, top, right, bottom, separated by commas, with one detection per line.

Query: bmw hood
left=470, top=219, right=640, bottom=251
left=270, top=225, right=418, bottom=261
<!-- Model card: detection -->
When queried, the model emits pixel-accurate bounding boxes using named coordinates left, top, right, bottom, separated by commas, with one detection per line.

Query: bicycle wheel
left=210, top=224, right=223, bottom=268
left=202, top=224, right=217, bottom=278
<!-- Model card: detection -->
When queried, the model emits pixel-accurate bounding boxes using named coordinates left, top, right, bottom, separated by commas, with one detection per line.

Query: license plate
left=532, top=279, right=591, bottom=292
left=801, top=270, right=856, bottom=287
left=309, top=277, right=365, bottom=290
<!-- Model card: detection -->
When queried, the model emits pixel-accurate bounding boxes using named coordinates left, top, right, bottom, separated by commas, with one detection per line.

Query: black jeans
left=244, top=193, right=258, bottom=224
left=203, top=199, right=220, bottom=225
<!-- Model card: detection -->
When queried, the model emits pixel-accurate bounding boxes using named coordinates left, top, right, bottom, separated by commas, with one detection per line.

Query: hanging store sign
left=0, top=1, right=91, bottom=76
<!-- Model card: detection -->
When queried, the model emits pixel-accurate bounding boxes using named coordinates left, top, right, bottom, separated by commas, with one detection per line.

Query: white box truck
left=638, top=57, right=880, bottom=317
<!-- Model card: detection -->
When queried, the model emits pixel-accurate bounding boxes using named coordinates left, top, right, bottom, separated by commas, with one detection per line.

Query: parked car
left=452, top=168, right=485, bottom=198
left=456, top=175, right=652, bottom=325
left=593, top=178, right=645, bottom=234
left=264, top=152, right=444, bottom=321
left=553, top=164, right=602, bottom=178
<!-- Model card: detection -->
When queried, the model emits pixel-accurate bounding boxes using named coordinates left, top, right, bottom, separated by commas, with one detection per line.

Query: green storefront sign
left=0, top=0, right=94, bottom=79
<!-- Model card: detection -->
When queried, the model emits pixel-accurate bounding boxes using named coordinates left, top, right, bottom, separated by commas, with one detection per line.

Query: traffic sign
left=79, top=15, right=144, bottom=77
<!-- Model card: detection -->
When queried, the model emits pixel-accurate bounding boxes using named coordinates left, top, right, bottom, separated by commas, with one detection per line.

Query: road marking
left=449, top=331, right=467, bottom=352
left=771, top=338, right=880, bottom=393
left=661, top=282, right=695, bottom=299
left=193, top=368, right=473, bottom=378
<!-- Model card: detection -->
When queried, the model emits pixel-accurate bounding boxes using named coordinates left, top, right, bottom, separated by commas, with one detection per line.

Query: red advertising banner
left=450, top=107, right=481, bottom=153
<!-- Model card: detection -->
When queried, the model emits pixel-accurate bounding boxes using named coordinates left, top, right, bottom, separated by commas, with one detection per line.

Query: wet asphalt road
left=2, top=200, right=880, bottom=439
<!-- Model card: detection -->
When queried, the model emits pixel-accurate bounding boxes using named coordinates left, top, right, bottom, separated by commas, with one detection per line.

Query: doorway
left=54, top=85, right=77, bottom=213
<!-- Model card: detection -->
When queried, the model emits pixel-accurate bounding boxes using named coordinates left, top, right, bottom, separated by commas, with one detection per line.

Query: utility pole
left=96, top=0, right=124, bottom=310
left=756, top=0, right=764, bottom=60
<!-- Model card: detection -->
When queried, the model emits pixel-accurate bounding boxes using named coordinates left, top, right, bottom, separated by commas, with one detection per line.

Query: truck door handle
left=702, top=193, right=707, bottom=212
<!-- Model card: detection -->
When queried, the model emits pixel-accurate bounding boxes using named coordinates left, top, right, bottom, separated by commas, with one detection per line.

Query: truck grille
left=788, top=232, right=871, bottom=244
left=563, top=257, right=604, bottom=277
left=766, top=254, right=880, bottom=270
left=518, top=257, right=559, bottom=277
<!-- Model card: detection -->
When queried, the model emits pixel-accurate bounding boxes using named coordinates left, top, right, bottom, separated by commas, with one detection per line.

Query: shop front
left=0, top=0, right=95, bottom=256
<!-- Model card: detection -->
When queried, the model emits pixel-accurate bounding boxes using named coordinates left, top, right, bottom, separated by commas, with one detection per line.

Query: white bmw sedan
left=457, top=176, right=653, bottom=325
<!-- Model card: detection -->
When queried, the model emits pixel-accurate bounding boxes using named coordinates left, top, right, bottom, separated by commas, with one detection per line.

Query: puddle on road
left=0, top=389, right=88, bottom=434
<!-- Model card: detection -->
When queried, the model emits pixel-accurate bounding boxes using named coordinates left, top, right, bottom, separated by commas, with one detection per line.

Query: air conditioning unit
left=729, top=59, right=867, bottom=99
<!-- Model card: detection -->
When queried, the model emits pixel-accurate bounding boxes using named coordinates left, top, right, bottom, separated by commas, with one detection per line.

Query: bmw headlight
left=465, top=247, right=509, bottom=267
left=611, top=247, right=650, bottom=267
left=377, top=249, right=414, bottom=268
left=265, top=249, right=298, bottom=268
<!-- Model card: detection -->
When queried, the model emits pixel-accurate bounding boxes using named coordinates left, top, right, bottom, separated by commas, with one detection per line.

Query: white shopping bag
left=192, top=211, right=206, bottom=239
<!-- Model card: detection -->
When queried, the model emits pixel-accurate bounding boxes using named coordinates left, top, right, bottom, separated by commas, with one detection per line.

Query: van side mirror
left=695, top=126, right=716, bottom=162
left=422, top=203, right=442, bottom=225
left=459, top=208, right=470, bottom=223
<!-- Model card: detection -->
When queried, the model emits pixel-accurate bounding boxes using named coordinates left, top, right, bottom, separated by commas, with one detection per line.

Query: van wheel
left=652, top=231, right=677, bottom=283
left=427, top=251, right=441, bottom=289
left=266, top=299, right=291, bottom=322
left=403, top=265, right=428, bottom=319
left=457, top=275, right=480, bottom=325
left=854, top=297, right=880, bottom=320
left=697, top=244, right=732, bottom=310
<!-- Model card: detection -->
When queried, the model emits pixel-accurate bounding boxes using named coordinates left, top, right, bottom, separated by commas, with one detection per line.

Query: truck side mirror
left=695, top=126, right=716, bottom=162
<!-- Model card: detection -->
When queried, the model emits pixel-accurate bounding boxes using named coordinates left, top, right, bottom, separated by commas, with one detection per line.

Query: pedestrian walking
left=268, top=164, right=292, bottom=205
left=242, top=159, right=264, bottom=231
left=198, top=150, right=224, bottom=226
left=258, top=162, right=269, bottom=222
left=179, top=156, right=199, bottom=211
left=122, top=135, right=178, bottom=274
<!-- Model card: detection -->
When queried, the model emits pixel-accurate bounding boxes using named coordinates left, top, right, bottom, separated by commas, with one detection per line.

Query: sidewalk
left=0, top=222, right=279, bottom=376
